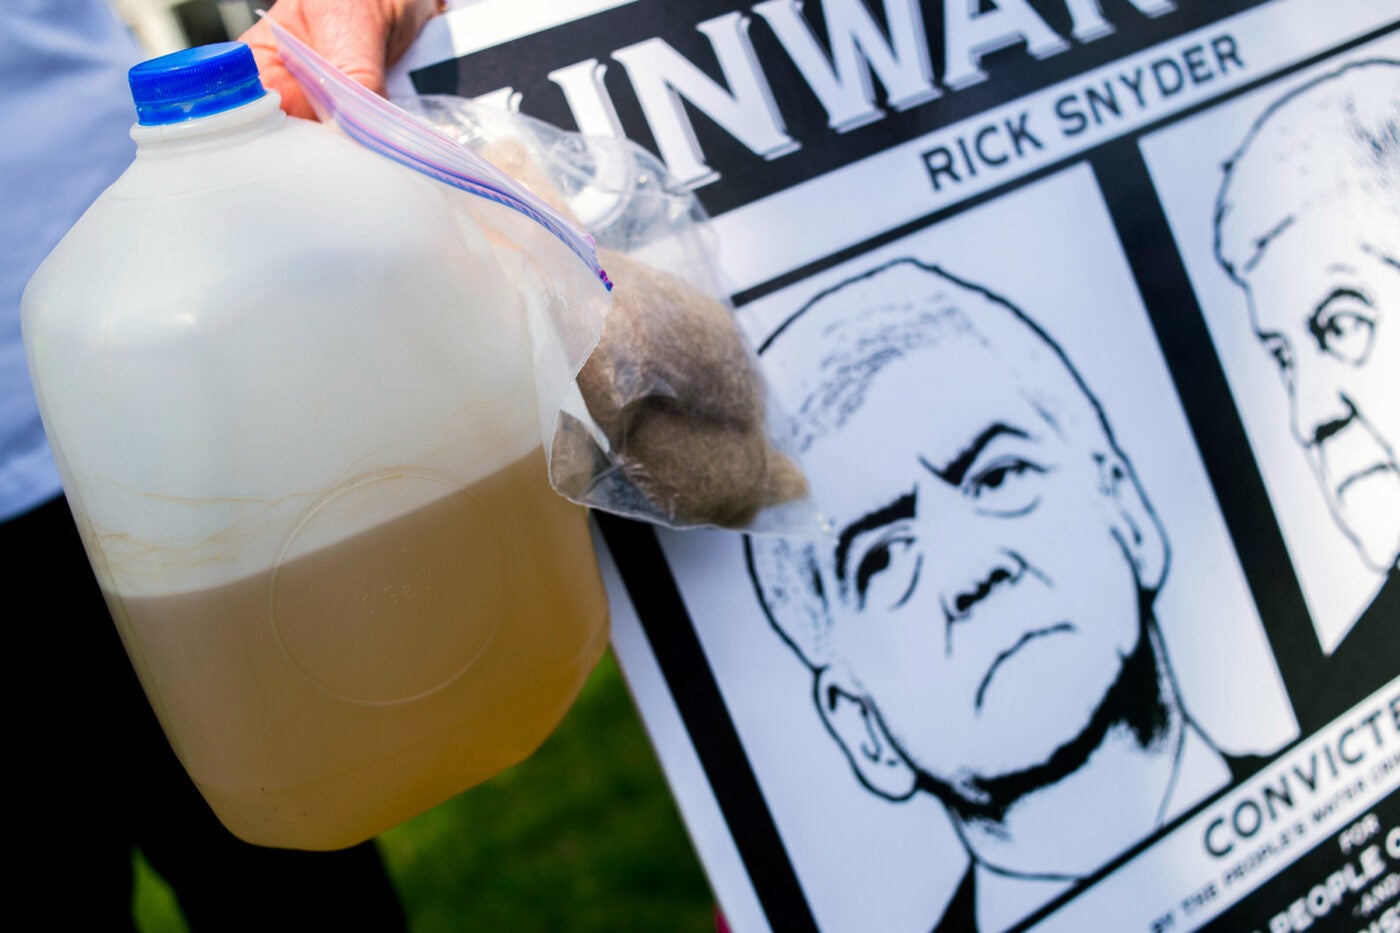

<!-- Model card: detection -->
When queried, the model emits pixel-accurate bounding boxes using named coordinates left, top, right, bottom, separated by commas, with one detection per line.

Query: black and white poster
left=391, top=2, right=1400, bottom=930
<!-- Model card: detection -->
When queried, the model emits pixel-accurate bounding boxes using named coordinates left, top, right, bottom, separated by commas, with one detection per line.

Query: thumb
left=240, top=14, right=316, bottom=120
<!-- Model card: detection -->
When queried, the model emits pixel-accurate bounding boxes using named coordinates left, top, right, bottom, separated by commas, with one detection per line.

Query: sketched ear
left=1096, top=453, right=1169, bottom=593
left=814, top=667, right=917, bottom=802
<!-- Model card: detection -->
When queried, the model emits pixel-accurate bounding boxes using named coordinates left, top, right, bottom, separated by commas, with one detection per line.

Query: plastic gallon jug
left=21, top=43, right=609, bottom=850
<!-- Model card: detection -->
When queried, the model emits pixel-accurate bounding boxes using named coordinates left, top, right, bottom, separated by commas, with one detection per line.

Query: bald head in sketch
left=1215, top=59, right=1400, bottom=580
left=745, top=260, right=1238, bottom=930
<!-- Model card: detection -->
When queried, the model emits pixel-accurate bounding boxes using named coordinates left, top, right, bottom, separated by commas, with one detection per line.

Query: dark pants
left=11, top=495, right=407, bottom=931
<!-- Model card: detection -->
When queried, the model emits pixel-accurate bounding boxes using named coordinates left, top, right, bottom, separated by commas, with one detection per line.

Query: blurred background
left=112, top=0, right=270, bottom=56
left=103, top=3, right=716, bottom=930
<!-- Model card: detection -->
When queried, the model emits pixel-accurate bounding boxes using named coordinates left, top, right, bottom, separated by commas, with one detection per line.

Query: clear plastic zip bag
left=273, top=22, right=819, bottom=533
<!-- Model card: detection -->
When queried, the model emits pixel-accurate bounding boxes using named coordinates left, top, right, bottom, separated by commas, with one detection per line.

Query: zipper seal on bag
left=266, top=18, right=612, bottom=292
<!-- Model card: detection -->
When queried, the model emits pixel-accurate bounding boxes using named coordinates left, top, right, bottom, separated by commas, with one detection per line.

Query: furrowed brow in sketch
left=1215, top=59, right=1400, bottom=585
left=745, top=260, right=1260, bottom=933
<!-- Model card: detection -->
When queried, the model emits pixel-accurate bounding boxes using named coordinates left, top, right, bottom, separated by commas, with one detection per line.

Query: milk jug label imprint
left=272, top=470, right=507, bottom=705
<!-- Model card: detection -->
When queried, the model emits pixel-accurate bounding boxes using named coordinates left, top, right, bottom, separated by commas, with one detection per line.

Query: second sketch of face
left=1216, top=59, right=1400, bottom=576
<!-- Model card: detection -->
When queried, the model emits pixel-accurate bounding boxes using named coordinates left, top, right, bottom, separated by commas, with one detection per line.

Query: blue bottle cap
left=129, top=42, right=267, bottom=126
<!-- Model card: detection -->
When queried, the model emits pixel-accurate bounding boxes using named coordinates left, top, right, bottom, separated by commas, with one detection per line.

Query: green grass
left=135, top=650, right=716, bottom=932
left=133, top=848, right=186, bottom=932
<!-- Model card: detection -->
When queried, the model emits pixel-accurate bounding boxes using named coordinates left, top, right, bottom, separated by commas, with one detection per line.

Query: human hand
left=241, top=0, right=441, bottom=120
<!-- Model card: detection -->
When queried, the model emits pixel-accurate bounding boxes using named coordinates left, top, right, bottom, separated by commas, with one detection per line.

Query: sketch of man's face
left=749, top=262, right=1168, bottom=809
left=1215, top=60, right=1400, bottom=575
left=811, top=345, right=1162, bottom=794
left=1239, top=212, right=1400, bottom=573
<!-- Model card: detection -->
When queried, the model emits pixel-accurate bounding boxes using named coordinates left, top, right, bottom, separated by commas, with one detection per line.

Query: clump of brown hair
left=578, top=249, right=808, bottom=528
left=483, top=139, right=808, bottom=528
